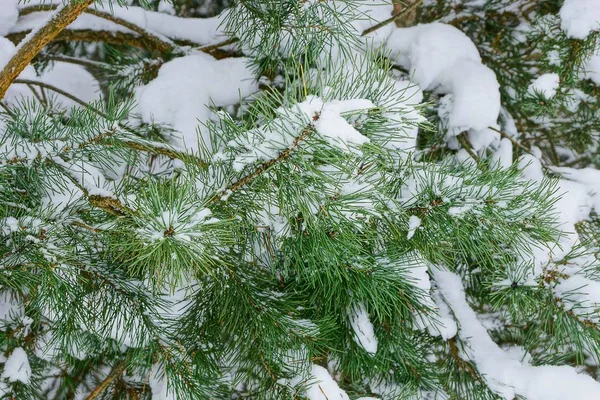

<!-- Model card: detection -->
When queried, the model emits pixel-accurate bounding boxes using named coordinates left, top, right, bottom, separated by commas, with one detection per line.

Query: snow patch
left=2, top=348, right=31, bottom=384
left=406, top=215, right=421, bottom=239
left=435, top=269, right=600, bottom=400
left=136, top=54, right=257, bottom=152
left=385, top=23, right=500, bottom=148
left=560, top=0, right=600, bottom=39
left=528, top=73, right=560, bottom=99
left=348, top=303, right=378, bottom=354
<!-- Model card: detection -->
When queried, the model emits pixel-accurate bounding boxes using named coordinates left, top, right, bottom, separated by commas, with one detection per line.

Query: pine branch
left=0, top=0, right=94, bottom=100
left=208, top=126, right=313, bottom=205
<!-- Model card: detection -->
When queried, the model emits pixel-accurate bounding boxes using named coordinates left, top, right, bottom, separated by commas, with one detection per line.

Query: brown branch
left=19, top=4, right=175, bottom=53
left=84, top=361, right=126, bottom=400
left=208, top=126, right=313, bottom=205
left=361, top=0, right=423, bottom=36
left=7, top=29, right=241, bottom=60
left=0, top=0, right=94, bottom=100
left=37, top=53, right=110, bottom=70
left=456, top=132, right=480, bottom=163
left=7, top=29, right=162, bottom=52
left=17, top=5, right=241, bottom=58
left=488, top=126, right=533, bottom=157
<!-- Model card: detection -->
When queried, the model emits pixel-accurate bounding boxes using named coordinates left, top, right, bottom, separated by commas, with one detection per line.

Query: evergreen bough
left=0, top=1, right=600, bottom=399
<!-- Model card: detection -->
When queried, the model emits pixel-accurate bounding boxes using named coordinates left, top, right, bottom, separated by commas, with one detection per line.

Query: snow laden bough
left=1, top=1, right=600, bottom=400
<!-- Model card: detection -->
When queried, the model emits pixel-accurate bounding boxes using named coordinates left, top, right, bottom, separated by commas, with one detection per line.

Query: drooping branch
left=19, top=4, right=176, bottom=54
left=0, top=0, right=94, bottom=100
left=6, top=29, right=241, bottom=60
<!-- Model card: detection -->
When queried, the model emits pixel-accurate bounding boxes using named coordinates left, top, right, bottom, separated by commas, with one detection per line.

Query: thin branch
left=488, top=126, right=534, bottom=157
left=456, top=132, right=480, bottom=162
left=7, top=29, right=164, bottom=52
left=84, top=361, right=126, bottom=400
left=0, top=0, right=94, bottom=100
left=26, top=83, right=46, bottom=105
left=38, top=53, right=111, bottom=70
left=7, top=29, right=240, bottom=59
left=361, top=0, right=423, bottom=36
left=197, top=37, right=239, bottom=53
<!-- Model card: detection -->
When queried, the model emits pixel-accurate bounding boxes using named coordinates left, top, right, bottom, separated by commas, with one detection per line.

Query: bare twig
left=488, top=126, right=533, bottom=156
left=38, top=53, right=111, bottom=70
left=0, top=0, right=94, bottom=100
left=456, top=132, right=480, bottom=162
left=361, top=0, right=423, bottom=36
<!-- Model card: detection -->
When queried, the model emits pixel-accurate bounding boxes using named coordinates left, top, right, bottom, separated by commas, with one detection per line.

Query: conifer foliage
left=1, top=1, right=600, bottom=399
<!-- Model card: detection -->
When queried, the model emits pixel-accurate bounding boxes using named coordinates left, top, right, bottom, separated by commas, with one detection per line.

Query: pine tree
left=1, top=0, right=600, bottom=399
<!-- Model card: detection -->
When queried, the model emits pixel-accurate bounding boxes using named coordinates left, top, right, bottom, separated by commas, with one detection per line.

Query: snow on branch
left=14, top=1, right=225, bottom=51
left=434, top=269, right=600, bottom=400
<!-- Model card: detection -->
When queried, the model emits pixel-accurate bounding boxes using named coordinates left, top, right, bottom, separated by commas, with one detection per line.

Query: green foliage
left=1, top=0, right=600, bottom=399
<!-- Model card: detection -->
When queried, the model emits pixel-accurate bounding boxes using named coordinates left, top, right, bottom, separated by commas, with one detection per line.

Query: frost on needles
left=1, top=0, right=600, bottom=399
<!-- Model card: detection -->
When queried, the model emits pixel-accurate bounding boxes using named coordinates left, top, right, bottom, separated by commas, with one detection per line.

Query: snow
left=1, top=347, right=31, bottom=384
left=136, top=54, right=257, bottom=152
left=406, top=215, right=421, bottom=239
left=555, top=275, right=600, bottom=323
left=311, top=98, right=374, bottom=152
left=149, top=363, right=175, bottom=400
left=41, top=62, right=103, bottom=108
left=348, top=303, right=378, bottom=354
left=435, top=269, right=600, bottom=400
left=553, top=167, right=600, bottom=211
left=305, top=365, right=349, bottom=400
left=386, top=23, right=481, bottom=90
left=0, top=291, right=24, bottom=328
left=443, top=60, right=500, bottom=134
left=14, top=1, right=224, bottom=46
left=385, top=23, right=500, bottom=147
left=560, top=0, right=600, bottom=39
left=0, top=0, right=18, bottom=36
left=491, top=137, right=513, bottom=169
left=582, top=53, right=600, bottom=85
left=528, top=73, right=560, bottom=99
